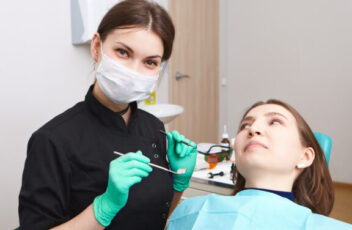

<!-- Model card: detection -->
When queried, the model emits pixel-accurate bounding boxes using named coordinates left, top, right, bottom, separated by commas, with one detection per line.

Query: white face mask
left=95, top=48, right=159, bottom=105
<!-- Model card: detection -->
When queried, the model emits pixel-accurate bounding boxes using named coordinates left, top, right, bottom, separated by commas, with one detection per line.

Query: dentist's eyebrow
left=265, top=112, right=288, bottom=120
left=115, top=42, right=162, bottom=60
left=115, top=42, right=134, bottom=53
left=146, top=55, right=162, bottom=60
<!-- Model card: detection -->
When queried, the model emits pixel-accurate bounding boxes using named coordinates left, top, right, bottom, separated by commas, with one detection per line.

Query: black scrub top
left=18, top=85, right=174, bottom=230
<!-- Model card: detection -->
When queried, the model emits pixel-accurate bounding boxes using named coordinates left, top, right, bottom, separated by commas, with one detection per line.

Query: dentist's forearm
left=50, top=203, right=105, bottom=230
left=168, top=190, right=183, bottom=217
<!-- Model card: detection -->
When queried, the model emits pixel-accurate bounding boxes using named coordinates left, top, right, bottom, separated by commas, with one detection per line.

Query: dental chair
left=314, top=132, right=332, bottom=166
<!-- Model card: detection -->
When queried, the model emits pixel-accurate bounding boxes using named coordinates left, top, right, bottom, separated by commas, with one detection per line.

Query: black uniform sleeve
left=19, top=131, right=71, bottom=229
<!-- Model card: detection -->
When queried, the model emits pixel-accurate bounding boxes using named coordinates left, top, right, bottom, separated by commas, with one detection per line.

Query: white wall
left=0, top=0, right=169, bottom=228
left=0, top=1, right=92, bottom=228
left=219, top=0, right=352, bottom=183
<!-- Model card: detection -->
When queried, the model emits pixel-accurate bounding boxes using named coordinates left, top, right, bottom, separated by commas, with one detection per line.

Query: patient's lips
left=244, top=140, right=268, bottom=152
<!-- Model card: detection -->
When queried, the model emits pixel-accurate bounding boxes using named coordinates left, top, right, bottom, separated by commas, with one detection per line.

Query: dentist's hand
left=93, top=151, right=152, bottom=227
left=166, top=130, right=197, bottom=191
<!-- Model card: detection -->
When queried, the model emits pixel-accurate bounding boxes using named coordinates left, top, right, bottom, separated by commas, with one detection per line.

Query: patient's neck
left=244, top=174, right=294, bottom=192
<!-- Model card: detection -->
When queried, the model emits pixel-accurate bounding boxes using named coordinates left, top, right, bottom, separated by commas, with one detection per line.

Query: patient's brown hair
left=232, top=99, right=334, bottom=215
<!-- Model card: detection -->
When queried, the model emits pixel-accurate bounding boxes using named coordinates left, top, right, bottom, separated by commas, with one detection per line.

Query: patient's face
left=235, top=104, right=305, bottom=178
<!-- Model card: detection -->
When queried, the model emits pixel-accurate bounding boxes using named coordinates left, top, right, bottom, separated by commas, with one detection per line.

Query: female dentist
left=18, top=0, right=197, bottom=229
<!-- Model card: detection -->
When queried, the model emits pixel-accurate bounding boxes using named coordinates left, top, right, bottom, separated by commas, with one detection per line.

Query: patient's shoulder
left=172, top=194, right=233, bottom=217
left=307, top=213, right=352, bottom=229
left=178, top=194, right=211, bottom=210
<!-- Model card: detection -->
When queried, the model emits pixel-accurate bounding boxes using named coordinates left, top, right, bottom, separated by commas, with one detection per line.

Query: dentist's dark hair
left=232, top=99, right=334, bottom=216
left=97, top=0, right=175, bottom=61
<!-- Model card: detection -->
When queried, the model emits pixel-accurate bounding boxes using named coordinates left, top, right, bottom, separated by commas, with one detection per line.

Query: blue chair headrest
left=314, top=132, right=332, bottom=166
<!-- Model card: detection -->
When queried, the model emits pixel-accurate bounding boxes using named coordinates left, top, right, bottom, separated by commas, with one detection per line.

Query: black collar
left=115, top=104, right=130, bottom=116
left=84, top=84, right=138, bottom=132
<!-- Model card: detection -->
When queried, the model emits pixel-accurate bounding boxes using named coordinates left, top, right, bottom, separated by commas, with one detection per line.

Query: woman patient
left=167, top=99, right=352, bottom=229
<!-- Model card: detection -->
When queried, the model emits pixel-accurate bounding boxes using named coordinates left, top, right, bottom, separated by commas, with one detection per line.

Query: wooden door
left=168, top=0, right=219, bottom=143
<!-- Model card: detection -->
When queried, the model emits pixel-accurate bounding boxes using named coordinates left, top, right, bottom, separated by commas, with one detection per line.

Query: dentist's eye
left=145, top=59, right=158, bottom=67
left=116, top=48, right=128, bottom=57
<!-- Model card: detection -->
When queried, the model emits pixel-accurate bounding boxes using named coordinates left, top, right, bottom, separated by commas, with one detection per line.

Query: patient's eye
left=270, top=119, right=282, bottom=125
left=240, top=123, right=250, bottom=130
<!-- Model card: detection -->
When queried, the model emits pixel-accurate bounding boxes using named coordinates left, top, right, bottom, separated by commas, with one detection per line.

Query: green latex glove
left=166, top=130, right=198, bottom=191
left=93, top=151, right=152, bottom=227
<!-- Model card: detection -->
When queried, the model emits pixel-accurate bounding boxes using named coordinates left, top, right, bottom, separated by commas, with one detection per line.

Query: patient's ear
left=296, top=147, right=315, bottom=169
